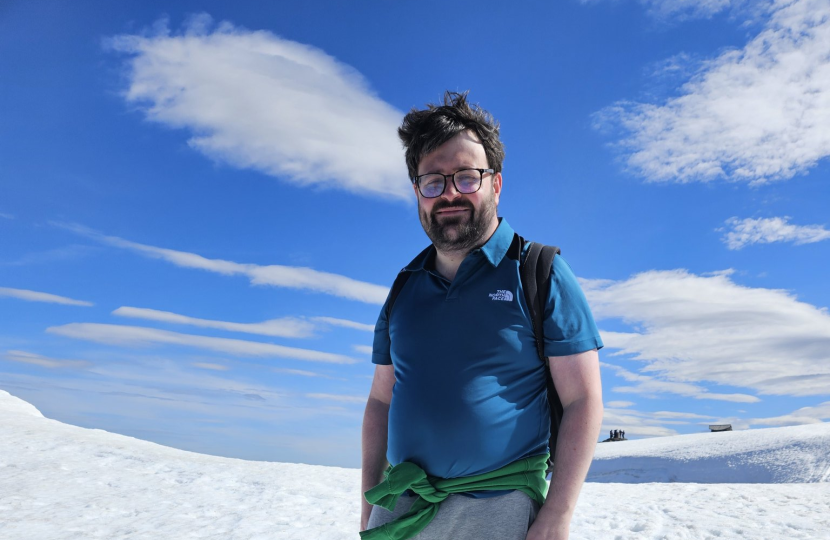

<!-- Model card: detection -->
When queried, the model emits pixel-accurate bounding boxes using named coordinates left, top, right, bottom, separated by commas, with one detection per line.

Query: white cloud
left=584, top=269, right=830, bottom=397
left=750, top=401, right=830, bottom=426
left=113, top=306, right=317, bottom=338
left=306, top=392, right=367, bottom=404
left=352, top=344, right=373, bottom=355
left=606, top=400, right=636, bottom=408
left=273, top=368, right=337, bottom=379
left=721, top=216, right=830, bottom=249
left=0, top=245, right=97, bottom=268
left=602, top=408, right=678, bottom=437
left=311, top=316, right=375, bottom=332
left=0, top=212, right=13, bottom=219
left=644, top=0, right=736, bottom=19
left=595, top=0, right=830, bottom=184
left=602, top=403, right=724, bottom=437
left=0, top=286, right=93, bottom=307
left=191, top=362, right=230, bottom=371
left=4, top=350, right=92, bottom=369
left=651, top=410, right=714, bottom=420
left=46, top=323, right=359, bottom=364
left=604, top=363, right=760, bottom=402
left=107, top=14, right=409, bottom=200
left=59, top=223, right=388, bottom=304
left=582, top=0, right=747, bottom=20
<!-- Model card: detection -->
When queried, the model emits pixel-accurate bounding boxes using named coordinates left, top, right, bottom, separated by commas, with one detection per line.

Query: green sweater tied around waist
left=360, top=454, right=549, bottom=540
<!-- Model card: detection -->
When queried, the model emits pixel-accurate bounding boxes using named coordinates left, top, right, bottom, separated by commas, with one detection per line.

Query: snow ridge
left=3, top=389, right=829, bottom=540
left=589, top=423, right=830, bottom=483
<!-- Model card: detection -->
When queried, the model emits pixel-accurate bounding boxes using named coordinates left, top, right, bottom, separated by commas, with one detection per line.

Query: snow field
left=589, top=423, right=830, bottom=483
left=2, top=390, right=829, bottom=540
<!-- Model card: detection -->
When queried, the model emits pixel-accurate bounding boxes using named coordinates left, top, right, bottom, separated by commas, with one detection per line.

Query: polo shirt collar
left=479, top=217, right=514, bottom=267
left=404, top=217, right=514, bottom=271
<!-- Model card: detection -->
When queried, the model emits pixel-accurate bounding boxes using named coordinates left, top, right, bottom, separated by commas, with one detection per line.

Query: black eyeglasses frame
left=413, top=168, right=495, bottom=199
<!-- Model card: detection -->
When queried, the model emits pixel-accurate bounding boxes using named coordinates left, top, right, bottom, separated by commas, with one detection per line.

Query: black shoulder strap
left=517, top=233, right=562, bottom=472
left=386, top=244, right=432, bottom=322
left=517, top=234, right=560, bottom=365
left=386, top=270, right=412, bottom=322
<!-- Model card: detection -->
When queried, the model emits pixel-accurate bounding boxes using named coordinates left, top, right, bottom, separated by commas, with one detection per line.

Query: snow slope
left=589, top=424, right=830, bottom=483
left=2, top=390, right=829, bottom=540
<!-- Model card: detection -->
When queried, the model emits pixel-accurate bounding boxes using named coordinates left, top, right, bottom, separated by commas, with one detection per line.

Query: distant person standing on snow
left=360, top=91, right=604, bottom=540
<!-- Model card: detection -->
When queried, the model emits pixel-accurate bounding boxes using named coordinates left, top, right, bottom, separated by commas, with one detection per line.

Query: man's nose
left=441, top=177, right=462, bottom=201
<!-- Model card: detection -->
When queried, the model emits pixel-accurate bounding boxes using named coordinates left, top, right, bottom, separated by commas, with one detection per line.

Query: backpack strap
left=386, top=244, right=432, bottom=324
left=386, top=270, right=412, bottom=322
left=517, top=233, right=562, bottom=472
left=520, top=238, right=559, bottom=366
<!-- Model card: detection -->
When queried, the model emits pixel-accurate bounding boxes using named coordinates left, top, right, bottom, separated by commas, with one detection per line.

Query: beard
left=419, top=190, right=498, bottom=253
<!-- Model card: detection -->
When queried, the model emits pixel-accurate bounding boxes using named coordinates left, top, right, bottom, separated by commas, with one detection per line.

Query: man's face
left=414, top=130, right=502, bottom=252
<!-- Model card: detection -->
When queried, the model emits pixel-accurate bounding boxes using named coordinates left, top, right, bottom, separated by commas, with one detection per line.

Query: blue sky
left=1, top=0, right=829, bottom=468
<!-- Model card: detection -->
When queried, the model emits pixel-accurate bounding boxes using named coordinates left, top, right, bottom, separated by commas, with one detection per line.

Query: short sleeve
left=542, top=255, right=604, bottom=357
left=372, top=297, right=393, bottom=365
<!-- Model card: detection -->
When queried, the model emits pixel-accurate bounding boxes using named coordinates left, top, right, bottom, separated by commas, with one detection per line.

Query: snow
left=2, top=389, right=829, bottom=540
left=589, top=424, right=830, bottom=483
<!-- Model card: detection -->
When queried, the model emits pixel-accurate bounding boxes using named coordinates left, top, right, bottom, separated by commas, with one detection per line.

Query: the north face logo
left=488, top=290, right=514, bottom=302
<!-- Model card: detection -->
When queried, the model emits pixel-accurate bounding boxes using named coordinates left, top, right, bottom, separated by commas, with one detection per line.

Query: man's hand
left=361, top=364, right=395, bottom=531
left=526, top=348, right=603, bottom=540
left=525, top=511, right=569, bottom=540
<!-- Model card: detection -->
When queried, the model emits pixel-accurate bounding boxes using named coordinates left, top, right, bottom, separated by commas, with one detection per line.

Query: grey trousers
left=366, top=490, right=541, bottom=540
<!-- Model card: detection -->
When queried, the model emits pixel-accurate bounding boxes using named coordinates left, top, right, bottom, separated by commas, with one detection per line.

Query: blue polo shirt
left=372, top=218, right=603, bottom=481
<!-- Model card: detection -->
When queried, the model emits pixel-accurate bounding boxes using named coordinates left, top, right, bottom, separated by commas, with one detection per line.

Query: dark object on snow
left=709, top=424, right=733, bottom=432
left=601, top=429, right=627, bottom=443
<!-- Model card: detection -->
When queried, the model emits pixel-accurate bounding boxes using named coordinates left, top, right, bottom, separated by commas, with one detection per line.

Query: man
left=361, top=92, right=604, bottom=540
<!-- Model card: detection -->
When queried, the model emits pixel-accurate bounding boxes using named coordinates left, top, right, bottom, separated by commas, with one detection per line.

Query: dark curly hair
left=398, top=91, right=505, bottom=182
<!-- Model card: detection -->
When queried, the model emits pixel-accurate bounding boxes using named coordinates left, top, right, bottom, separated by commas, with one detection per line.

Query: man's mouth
left=435, top=206, right=470, bottom=216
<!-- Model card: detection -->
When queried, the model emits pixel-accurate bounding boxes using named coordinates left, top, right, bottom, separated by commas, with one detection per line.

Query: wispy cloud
left=59, top=223, right=388, bottom=304
left=0, top=212, right=13, bottom=219
left=751, top=401, right=830, bottom=426
left=46, top=323, right=359, bottom=364
left=606, top=400, right=635, bottom=408
left=603, top=408, right=676, bottom=437
left=721, top=216, right=830, bottom=249
left=107, top=14, right=408, bottom=200
left=584, top=269, right=830, bottom=397
left=306, top=392, right=367, bottom=404
left=191, top=362, right=230, bottom=371
left=352, top=344, right=373, bottom=355
left=0, top=245, right=97, bottom=267
left=4, top=350, right=92, bottom=369
left=582, top=0, right=767, bottom=21
left=311, top=317, right=375, bottom=332
left=273, top=367, right=339, bottom=379
left=602, top=403, right=722, bottom=438
left=113, top=306, right=317, bottom=338
left=594, top=0, right=830, bottom=184
left=604, top=362, right=760, bottom=403
left=0, top=286, right=93, bottom=307
left=651, top=410, right=715, bottom=420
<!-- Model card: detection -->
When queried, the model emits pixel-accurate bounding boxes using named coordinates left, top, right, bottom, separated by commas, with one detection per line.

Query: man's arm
left=526, top=349, right=603, bottom=540
left=360, top=364, right=396, bottom=531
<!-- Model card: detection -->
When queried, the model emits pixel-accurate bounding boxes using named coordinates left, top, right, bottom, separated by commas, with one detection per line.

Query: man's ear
left=493, top=172, right=503, bottom=205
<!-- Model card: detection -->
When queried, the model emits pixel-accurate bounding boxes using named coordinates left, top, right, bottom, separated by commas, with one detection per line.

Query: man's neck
left=434, top=248, right=468, bottom=281
left=433, top=219, right=500, bottom=281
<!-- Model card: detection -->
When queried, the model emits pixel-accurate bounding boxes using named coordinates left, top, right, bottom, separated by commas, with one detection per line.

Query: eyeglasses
left=414, top=168, right=494, bottom=198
